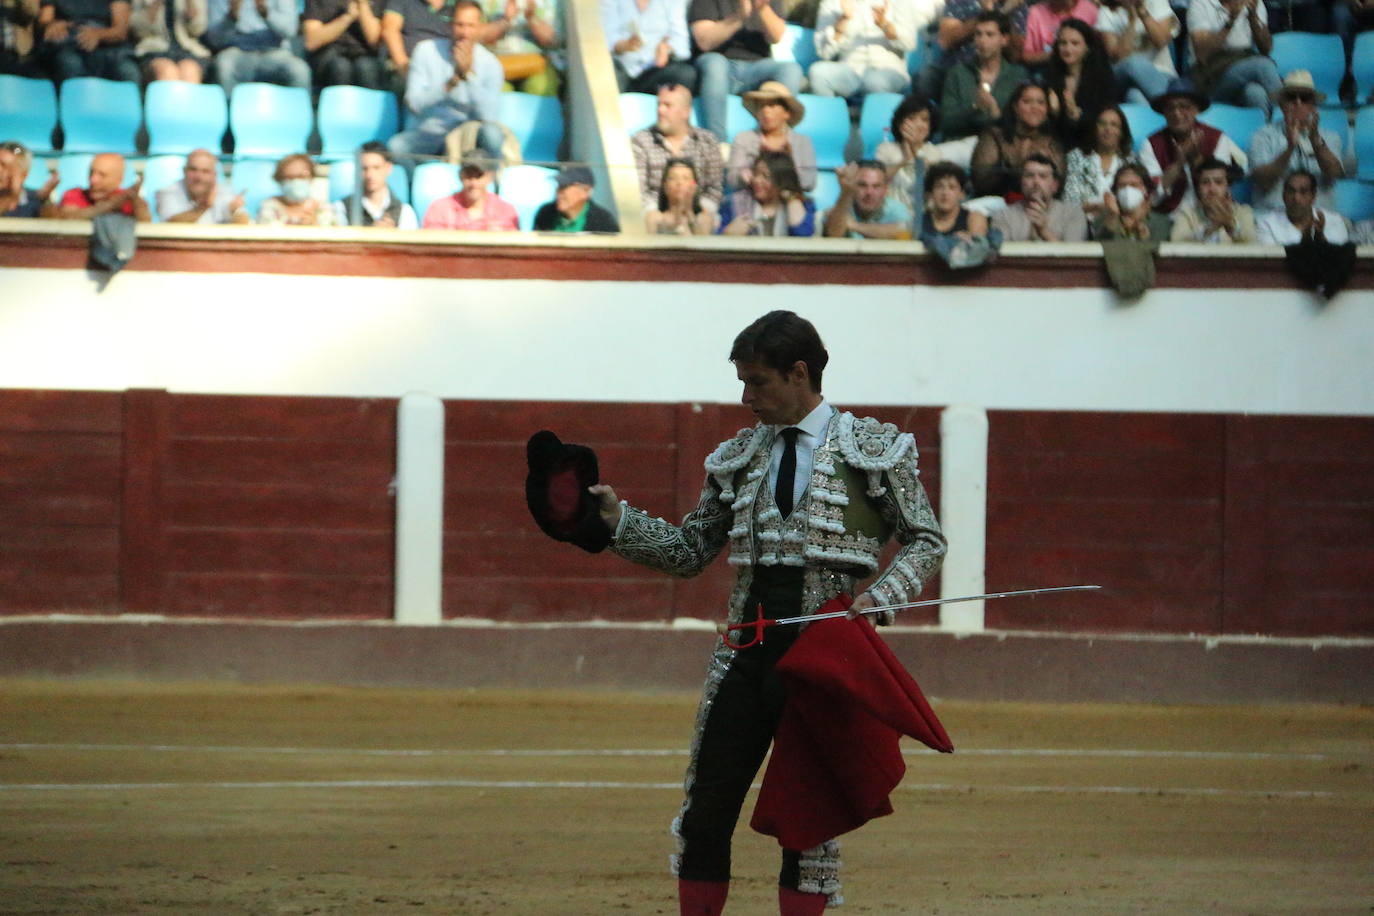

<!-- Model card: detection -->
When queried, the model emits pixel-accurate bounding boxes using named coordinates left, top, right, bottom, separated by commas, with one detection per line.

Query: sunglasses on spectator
left=1285, top=93, right=1316, bottom=104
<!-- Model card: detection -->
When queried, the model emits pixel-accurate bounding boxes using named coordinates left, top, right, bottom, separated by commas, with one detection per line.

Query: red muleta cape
left=749, top=595, right=954, bottom=851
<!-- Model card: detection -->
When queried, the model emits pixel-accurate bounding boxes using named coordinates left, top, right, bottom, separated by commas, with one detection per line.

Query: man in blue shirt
left=821, top=158, right=910, bottom=238
left=387, top=0, right=505, bottom=169
left=205, top=0, right=311, bottom=96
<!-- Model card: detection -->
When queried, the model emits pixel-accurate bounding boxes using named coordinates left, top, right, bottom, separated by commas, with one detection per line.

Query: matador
left=588, top=311, right=948, bottom=915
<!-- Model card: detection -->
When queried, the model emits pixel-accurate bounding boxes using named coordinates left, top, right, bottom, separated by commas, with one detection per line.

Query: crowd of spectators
left=3, top=0, right=1374, bottom=250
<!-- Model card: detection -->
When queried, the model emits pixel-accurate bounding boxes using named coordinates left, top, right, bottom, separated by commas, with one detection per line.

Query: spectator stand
left=1200, top=103, right=1269, bottom=152
left=501, top=92, right=564, bottom=165
left=1353, top=32, right=1374, bottom=104
left=228, top=83, right=314, bottom=160
left=1270, top=32, right=1346, bottom=106
left=859, top=92, right=903, bottom=157
left=317, top=86, right=400, bottom=162
left=497, top=164, right=559, bottom=229
left=1356, top=106, right=1374, bottom=179
left=59, top=78, right=141, bottom=155
left=1333, top=177, right=1374, bottom=221
left=0, top=75, right=58, bottom=153
left=145, top=83, right=230, bottom=156
left=797, top=92, right=853, bottom=169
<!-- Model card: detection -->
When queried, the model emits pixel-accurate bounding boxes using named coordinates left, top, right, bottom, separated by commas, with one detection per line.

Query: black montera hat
left=525, top=430, right=611, bottom=553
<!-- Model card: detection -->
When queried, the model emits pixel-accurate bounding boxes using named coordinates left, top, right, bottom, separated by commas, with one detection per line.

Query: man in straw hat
left=1248, top=69, right=1349, bottom=213
left=725, top=80, right=817, bottom=190
left=1137, top=77, right=1247, bottom=214
left=689, top=0, right=803, bottom=141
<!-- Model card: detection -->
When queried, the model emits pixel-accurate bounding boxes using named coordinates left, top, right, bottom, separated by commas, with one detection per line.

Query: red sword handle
left=718, top=606, right=775, bottom=650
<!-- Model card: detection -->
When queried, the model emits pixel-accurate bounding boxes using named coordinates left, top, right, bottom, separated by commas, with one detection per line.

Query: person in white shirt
left=156, top=148, right=250, bottom=224
left=1095, top=0, right=1178, bottom=105
left=808, top=0, right=916, bottom=99
left=1256, top=169, right=1350, bottom=245
left=1248, top=70, right=1348, bottom=213
left=603, top=0, right=698, bottom=93
left=1187, top=0, right=1281, bottom=114
left=332, top=142, right=419, bottom=228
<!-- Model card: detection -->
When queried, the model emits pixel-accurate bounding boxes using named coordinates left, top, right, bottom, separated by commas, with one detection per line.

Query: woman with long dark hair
left=1045, top=18, right=1116, bottom=147
left=718, top=151, right=816, bottom=237
left=1063, top=104, right=1137, bottom=218
left=970, top=81, right=1066, bottom=197
left=647, top=158, right=717, bottom=235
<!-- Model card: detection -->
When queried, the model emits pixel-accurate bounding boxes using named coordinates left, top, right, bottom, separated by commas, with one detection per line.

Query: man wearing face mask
left=990, top=152, right=1088, bottom=241
left=1092, top=161, right=1171, bottom=239
left=257, top=152, right=335, bottom=225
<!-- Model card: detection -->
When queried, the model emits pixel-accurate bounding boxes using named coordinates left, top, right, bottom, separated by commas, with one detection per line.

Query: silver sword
left=720, top=585, right=1103, bottom=648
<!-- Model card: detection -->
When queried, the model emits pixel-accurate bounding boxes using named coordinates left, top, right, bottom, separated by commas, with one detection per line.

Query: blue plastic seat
left=327, top=156, right=412, bottom=202
left=0, top=75, right=58, bottom=152
left=496, top=163, right=557, bottom=230
left=53, top=152, right=134, bottom=201
left=1270, top=32, right=1345, bottom=105
left=1331, top=178, right=1374, bottom=222
left=227, top=157, right=282, bottom=218
left=618, top=92, right=659, bottom=133
left=812, top=168, right=840, bottom=214
left=501, top=92, right=562, bottom=165
left=1200, top=103, right=1267, bottom=151
left=777, top=24, right=818, bottom=74
left=58, top=77, right=141, bottom=155
left=796, top=93, right=851, bottom=169
left=859, top=92, right=902, bottom=157
left=1353, top=32, right=1374, bottom=104
left=145, top=82, right=228, bottom=155
left=229, top=83, right=313, bottom=158
left=723, top=93, right=752, bottom=139
left=317, top=85, right=400, bottom=161
left=1355, top=107, right=1374, bottom=180
left=1119, top=102, right=1165, bottom=150
left=410, top=160, right=461, bottom=222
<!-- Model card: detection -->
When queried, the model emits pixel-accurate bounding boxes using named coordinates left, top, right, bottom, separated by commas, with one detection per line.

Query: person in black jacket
left=533, top=165, right=620, bottom=233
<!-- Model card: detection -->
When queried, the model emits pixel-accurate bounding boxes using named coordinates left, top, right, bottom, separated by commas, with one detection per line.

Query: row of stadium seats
left=28, top=151, right=563, bottom=229
left=775, top=24, right=1371, bottom=107
left=0, top=76, right=564, bottom=164
left=621, top=89, right=1374, bottom=180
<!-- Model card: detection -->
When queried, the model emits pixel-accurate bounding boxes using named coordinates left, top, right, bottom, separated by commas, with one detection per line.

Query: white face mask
left=281, top=178, right=312, bottom=203
left=1116, top=184, right=1145, bottom=212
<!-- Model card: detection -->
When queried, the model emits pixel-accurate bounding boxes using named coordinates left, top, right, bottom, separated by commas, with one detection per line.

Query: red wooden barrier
left=0, top=389, right=1368, bottom=636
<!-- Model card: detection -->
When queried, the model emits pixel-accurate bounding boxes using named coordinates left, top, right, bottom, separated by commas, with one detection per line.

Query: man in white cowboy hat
left=809, top=0, right=918, bottom=101
left=1248, top=69, right=1350, bottom=213
left=689, top=0, right=803, bottom=142
left=725, top=80, right=817, bottom=191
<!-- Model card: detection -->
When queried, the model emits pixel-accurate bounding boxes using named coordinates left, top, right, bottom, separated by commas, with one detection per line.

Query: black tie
left=775, top=427, right=800, bottom=518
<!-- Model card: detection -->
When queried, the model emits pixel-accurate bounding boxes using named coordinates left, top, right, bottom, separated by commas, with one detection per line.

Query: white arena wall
left=1, top=250, right=1371, bottom=417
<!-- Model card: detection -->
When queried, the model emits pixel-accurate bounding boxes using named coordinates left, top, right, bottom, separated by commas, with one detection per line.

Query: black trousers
left=677, top=566, right=810, bottom=888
